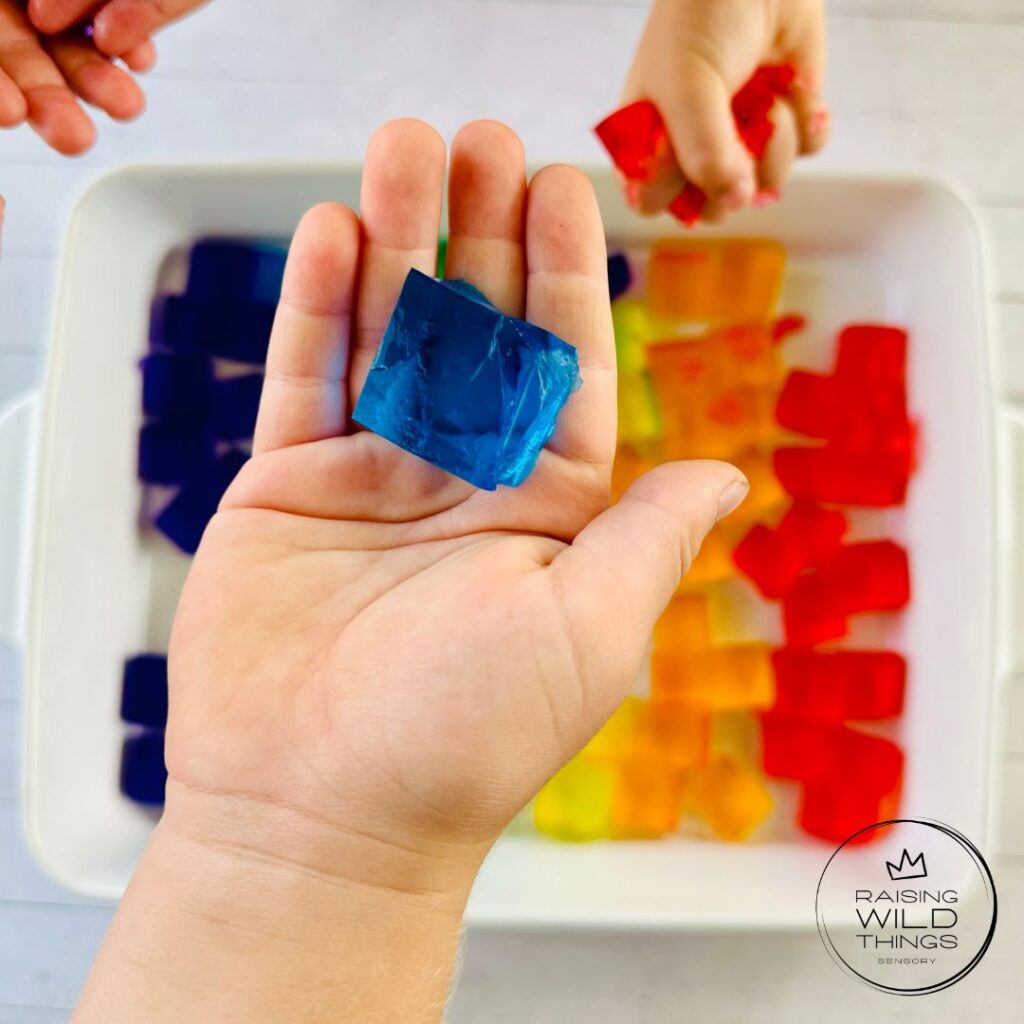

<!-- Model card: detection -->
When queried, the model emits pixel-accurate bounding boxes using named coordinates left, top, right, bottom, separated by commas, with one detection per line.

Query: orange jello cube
left=647, top=241, right=717, bottom=322
left=687, top=755, right=774, bottom=841
left=650, top=645, right=775, bottom=710
left=653, top=593, right=711, bottom=651
left=610, top=759, right=684, bottom=838
left=713, top=240, right=786, bottom=322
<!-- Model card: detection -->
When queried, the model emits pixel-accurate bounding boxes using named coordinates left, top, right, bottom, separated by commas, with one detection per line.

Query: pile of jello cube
left=120, top=239, right=287, bottom=806
left=534, top=238, right=915, bottom=845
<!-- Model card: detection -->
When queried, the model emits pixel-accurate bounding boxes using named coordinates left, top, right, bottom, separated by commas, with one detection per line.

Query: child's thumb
left=549, top=460, right=748, bottom=668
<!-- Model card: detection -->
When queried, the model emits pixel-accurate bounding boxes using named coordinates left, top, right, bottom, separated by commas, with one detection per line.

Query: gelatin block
left=533, top=756, right=616, bottom=841
left=210, top=373, right=264, bottom=441
left=120, top=731, right=167, bottom=805
left=594, top=100, right=671, bottom=182
left=151, top=295, right=277, bottom=365
left=687, top=756, right=773, bottom=842
left=651, top=646, right=775, bottom=710
left=653, top=593, right=712, bottom=652
left=186, top=239, right=288, bottom=305
left=140, top=352, right=211, bottom=421
left=121, top=655, right=169, bottom=728
left=611, top=760, right=683, bottom=838
left=353, top=270, right=580, bottom=491
left=617, top=372, right=662, bottom=445
left=154, top=449, right=249, bottom=554
left=607, top=251, right=632, bottom=301
left=138, top=422, right=215, bottom=486
left=771, top=649, right=906, bottom=721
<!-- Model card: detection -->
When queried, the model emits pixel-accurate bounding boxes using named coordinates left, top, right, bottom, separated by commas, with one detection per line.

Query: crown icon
left=886, top=849, right=927, bottom=881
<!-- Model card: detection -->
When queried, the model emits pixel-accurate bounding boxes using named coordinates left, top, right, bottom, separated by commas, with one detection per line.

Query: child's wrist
left=75, top=782, right=483, bottom=1022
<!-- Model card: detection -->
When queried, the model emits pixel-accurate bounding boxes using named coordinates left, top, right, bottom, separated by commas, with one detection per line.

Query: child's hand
left=0, top=0, right=151, bottom=155
left=620, top=0, right=828, bottom=220
left=166, top=118, right=747, bottom=891
left=28, top=0, right=202, bottom=58
left=73, top=120, right=747, bottom=1024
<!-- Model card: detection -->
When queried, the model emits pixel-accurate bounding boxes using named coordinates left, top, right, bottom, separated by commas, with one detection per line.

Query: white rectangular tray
left=8, top=164, right=995, bottom=928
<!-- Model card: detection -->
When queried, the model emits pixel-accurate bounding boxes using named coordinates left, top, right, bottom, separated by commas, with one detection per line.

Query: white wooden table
left=1, top=1, right=1022, bottom=1019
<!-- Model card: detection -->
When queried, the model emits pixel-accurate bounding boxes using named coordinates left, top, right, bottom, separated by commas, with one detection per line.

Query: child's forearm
left=72, top=784, right=483, bottom=1024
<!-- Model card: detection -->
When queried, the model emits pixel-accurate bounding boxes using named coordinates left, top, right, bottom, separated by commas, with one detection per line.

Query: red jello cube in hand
left=593, top=100, right=671, bottom=182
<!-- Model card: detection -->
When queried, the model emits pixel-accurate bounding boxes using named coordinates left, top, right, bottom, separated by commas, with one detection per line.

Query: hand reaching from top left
left=27, top=0, right=206, bottom=59
left=0, top=0, right=153, bottom=155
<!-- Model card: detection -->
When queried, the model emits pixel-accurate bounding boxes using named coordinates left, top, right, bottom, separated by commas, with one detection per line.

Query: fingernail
left=716, top=478, right=749, bottom=522
left=754, top=188, right=780, bottom=208
left=724, top=178, right=754, bottom=212
left=808, top=109, right=830, bottom=135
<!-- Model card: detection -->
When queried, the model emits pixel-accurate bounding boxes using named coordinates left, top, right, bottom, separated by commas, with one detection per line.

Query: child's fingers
left=784, top=0, right=829, bottom=155
left=92, top=0, right=207, bottom=57
left=253, top=204, right=362, bottom=456
left=0, top=2, right=95, bottom=154
left=348, top=118, right=446, bottom=407
left=525, top=164, right=616, bottom=470
left=754, top=98, right=800, bottom=199
left=658, top=55, right=757, bottom=215
left=44, top=33, right=144, bottom=121
left=121, top=38, right=156, bottom=73
left=0, top=66, right=26, bottom=127
left=548, top=461, right=747, bottom=702
left=445, top=119, right=527, bottom=318
left=26, top=0, right=98, bottom=35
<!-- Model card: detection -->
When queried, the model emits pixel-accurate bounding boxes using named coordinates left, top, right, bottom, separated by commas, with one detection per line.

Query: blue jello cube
left=154, top=449, right=248, bottom=554
left=121, top=654, right=169, bottom=728
left=607, top=252, right=632, bottom=300
left=211, top=374, right=264, bottom=441
left=120, top=731, right=167, bottom=805
left=186, top=239, right=288, bottom=305
left=140, top=352, right=211, bottom=421
left=150, top=295, right=276, bottom=364
left=139, top=422, right=215, bottom=485
left=353, top=270, right=580, bottom=491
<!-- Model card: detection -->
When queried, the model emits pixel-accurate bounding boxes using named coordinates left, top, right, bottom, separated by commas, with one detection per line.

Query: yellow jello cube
left=534, top=756, right=616, bottom=841
left=617, top=372, right=662, bottom=444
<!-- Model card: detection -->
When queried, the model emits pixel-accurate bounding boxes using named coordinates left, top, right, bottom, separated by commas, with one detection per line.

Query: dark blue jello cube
left=210, top=373, right=264, bottom=441
left=607, top=252, right=632, bottom=301
left=139, top=422, right=215, bottom=485
left=120, top=731, right=167, bottom=805
left=186, top=239, right=288, bottom=305
left=154, top=449, right=249, bottom=554
left=121, top=655, right=169, bottom=728
left=352, top=270, right=580, bottom=491
left=150, top=295, right=276, bottom=365
left=140, top=352, right=211, bottom=421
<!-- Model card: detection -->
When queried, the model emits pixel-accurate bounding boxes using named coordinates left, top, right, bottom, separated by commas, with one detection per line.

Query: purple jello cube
left=154, top=449, right=249, bottom=554
left=140, top=352, right=211, bottom=421
left=138, top=422, right=215, bottom=485
left=120, top=731, right=167, bottom=805
left=607, top=252, right=632, bottom=300
left=121, top=655, right=169, bottom=728
left=211, top=374, right=264, bottom=441
left=187, top=239, right=288, bottom=305
left=151, top=295, right=276, bottom=364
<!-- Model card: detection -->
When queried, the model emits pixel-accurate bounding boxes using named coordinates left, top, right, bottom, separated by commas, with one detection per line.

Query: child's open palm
left=167, top=119, right=748, bottom=886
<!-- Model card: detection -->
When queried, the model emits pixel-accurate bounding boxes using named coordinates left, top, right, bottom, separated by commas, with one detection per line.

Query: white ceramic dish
left=3, top=164, right=994, bottom=928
